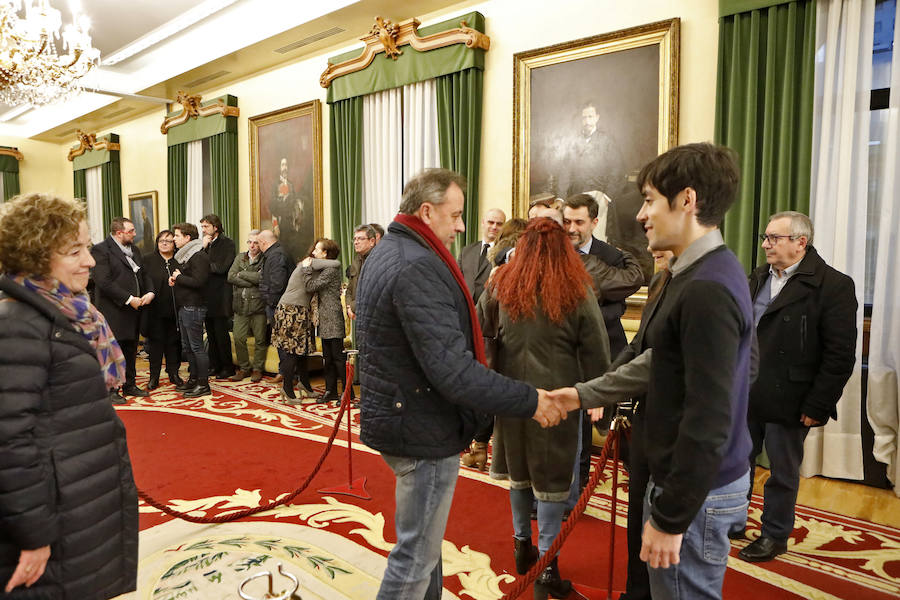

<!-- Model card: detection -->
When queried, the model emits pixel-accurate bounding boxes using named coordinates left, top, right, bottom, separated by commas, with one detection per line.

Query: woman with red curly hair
left=478, top=217, right=609, bottom=599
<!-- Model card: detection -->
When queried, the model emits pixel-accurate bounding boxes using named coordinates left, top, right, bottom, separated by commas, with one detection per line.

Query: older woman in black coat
left=142, top=229, right=183, bottom=389
left=0, top=193, right=138, bottom=599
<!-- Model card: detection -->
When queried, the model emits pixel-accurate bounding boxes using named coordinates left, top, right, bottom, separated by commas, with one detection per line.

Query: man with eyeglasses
left=346, top=224, right=377, bottom=321
left=736, top=211, right=857, bottom=562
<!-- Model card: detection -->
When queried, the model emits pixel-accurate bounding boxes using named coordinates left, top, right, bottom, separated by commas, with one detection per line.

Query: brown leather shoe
left=460, top=441, right=488, bottom=471
left=272, top=374, right=283, bottom=383
left=250, top=369, right=263, bottom=382
left=229, top=369, right=250, bottom=382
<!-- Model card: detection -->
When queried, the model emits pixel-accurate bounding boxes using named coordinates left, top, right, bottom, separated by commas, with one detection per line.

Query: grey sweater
left=279, top=258, right=341, bottom=307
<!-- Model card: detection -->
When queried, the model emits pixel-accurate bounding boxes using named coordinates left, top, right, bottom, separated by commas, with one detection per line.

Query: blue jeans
left=643, top=471, right=749, bottom=600
left=178, top=306, right=209, bottom=384
left=377, top=454, right=458, bottom=600
left=510, top=488, right=566, bottom=555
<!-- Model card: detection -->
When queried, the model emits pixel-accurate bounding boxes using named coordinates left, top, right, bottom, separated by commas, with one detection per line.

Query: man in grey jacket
left=227, top=229, right=267, bottom=382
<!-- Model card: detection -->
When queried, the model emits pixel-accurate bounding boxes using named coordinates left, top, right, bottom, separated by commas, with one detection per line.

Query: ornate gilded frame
left=249, top=100, right=323, bottom=263
left=513, top=19, right=679, bottom=319
left=127, top=190, right=159, bottom=253
left=512, top=18, right=680, bottom=216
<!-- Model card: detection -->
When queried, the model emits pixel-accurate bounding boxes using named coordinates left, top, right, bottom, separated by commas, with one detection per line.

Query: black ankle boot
left=513, top=538, right=538, bottom=575
left=533, top=556, right=571, bottom=600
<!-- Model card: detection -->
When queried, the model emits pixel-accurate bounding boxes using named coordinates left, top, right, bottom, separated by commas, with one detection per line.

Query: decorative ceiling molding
left=0, top=147, right=24, bottom=161
left=160, top=90, right=240, bottom=134
left=320, top=16, right=490, bottom=88
left=67, top=130, right=121, bottom=161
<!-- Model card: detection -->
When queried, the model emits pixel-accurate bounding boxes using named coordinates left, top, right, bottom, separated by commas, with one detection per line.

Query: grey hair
left=769, top=211, right=814, bottom=245
left=248, top=228, right=261, bottom=236
left=398, top=168, right=467, bottom=215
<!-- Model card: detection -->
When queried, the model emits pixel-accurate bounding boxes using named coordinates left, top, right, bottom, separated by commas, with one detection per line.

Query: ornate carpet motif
left=119, top=377, right=900, bottom=599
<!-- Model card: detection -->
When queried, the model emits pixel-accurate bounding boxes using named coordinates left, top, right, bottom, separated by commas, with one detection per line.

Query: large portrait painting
left=128, top=190, right=158, bottom=257
left=513, top=19, right=679, bottom=282
left=250, top=100, right=323, bottom=264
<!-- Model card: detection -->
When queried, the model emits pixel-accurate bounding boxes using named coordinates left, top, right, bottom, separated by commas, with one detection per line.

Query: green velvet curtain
left=1, top=171, right=19, bottom=201
left=100, top=161, right=122, bottom=234
left=715, top=0, right=816, bottom=272
left=73, top=169, right=86, bottom=200
left=436, top=68, right=483, bottom=253
left=210, top=131, right=238, bottom=240
left=167, top=143, right=188, bottom=226
left=329, top=97, right=364, bottom=273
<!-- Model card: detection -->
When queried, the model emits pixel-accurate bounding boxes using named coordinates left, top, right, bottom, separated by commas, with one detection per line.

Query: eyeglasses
left=159, top=239, right=174, bottom=244
left=758, top=233, right=799, bottom=244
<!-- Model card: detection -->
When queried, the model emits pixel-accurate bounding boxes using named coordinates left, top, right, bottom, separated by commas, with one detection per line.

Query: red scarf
left=394, top=213, right=487, bottom=366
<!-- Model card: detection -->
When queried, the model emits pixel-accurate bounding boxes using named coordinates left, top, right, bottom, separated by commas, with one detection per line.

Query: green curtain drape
left=329, top=97, right=364, bottom=273
left=210, top=131, right=238, bottom=240
left=1, top=171, right=19, bottom=201
left=715, top=0, right=816, bottom=272
left=167, top=143, right=188, bottom=226
left=73, top=169, right=86, bottom=200
left=101, top=160, right=122, bottom=234
left=436, top=68, right=483, bottom=254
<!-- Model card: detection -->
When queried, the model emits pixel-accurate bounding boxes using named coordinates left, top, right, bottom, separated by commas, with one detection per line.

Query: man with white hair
left=737, top=211, right=857, bottom=562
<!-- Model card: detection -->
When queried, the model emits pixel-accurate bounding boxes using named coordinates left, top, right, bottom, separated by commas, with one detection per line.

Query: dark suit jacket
left=260, top=242, right=292, bottom=320
left=584, top=236, right=643, bottom=357
left=204, top=234, right=236, bottom=317
left=748, top=246, right=857, bottom=425
left=457, top=240, right=491, bottom=303
left=90, top=236, right=153, bottom=341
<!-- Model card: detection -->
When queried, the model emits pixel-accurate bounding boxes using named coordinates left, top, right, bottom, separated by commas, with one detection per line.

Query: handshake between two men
left=530, top=387, right=595, bottom=428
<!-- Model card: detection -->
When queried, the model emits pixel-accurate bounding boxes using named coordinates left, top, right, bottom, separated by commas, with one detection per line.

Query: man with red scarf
left=356, top=168, right=574, bottom=600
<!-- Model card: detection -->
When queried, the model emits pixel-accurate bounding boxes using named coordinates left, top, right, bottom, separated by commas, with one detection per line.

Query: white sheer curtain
left=868, top=0, right=900, bottom=496
left=186, top=139, right=204, bottom=227
left=85, top=166, right=104, bottom=243
left=402, top=80, right=441, bottom=186
left=361, top=80, right=441, bottom=230
left=362, top=87, right=402, bottom=229
left=803, top=0, right=875, bottom=480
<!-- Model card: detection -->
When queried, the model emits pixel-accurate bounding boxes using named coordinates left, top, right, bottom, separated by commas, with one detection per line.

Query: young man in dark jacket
left=170, top=222, right=212, bottom=398
left=356, top=168, right=574, bottom=600
left=633, top=143, right=753, bottom=599
left=200, top=213, right=237, bottom=379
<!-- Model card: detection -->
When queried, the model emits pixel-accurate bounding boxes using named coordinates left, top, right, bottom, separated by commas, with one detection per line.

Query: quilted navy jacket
left=356, top=221, right=537, bottom=458
left=0, top=276, right=138, bottom=599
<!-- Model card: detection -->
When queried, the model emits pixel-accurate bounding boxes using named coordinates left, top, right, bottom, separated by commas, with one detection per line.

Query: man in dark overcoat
left=91, top=216, right=155, bottom=402
left=738, top=211, right=857, bottom=562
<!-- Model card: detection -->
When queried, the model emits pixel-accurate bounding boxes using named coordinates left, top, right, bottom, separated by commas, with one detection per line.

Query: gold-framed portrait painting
left=127, top=190, right=158, bottom=257
left=249, top=99, right=323, bottom=264
left=513, top=18, right=680, bottom=282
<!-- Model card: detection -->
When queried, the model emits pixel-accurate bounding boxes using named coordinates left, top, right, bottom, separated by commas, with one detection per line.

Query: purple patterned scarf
left=9, top=273, right=126, bottom=390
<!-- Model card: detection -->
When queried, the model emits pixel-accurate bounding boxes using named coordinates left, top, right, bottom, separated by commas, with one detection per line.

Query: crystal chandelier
left=0, top=0, right=100, bottom=107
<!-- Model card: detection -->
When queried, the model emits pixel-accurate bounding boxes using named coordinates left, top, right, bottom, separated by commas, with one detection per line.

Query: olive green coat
left=478, top=287, right=610, bottom=500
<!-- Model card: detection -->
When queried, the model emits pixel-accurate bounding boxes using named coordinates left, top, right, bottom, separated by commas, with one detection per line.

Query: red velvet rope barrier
left=136, top=364, right=356, bottom=524
left=500, top=417, right=630, bottom=599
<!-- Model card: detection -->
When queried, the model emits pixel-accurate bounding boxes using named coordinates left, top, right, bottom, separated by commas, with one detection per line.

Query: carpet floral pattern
left=117, top=376, right=900, bottom=600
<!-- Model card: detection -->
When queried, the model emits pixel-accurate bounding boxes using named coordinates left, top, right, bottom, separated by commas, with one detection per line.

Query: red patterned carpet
left=116, top=375, right=900, bottom=600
